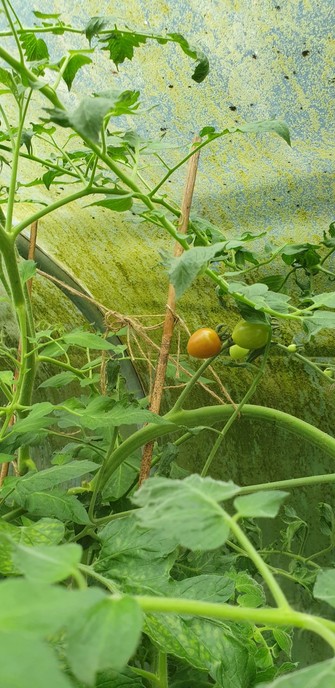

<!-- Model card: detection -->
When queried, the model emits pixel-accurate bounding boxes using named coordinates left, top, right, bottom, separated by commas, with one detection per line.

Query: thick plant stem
left=102, top=403, right=335, bottom=483
left=135, top=596, right=335, bottom=651
left=157, top=651, right=168, bottom=688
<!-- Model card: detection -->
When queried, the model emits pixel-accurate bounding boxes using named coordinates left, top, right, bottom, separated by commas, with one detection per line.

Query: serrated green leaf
left=273, top=629, right=292, bottom=658
left=85, top=16, right=108, bottom=43
left=57, top=396, right=167, bottom=431
left=33, top=10, right=61, bottom=18
left=0, top=632, right=73, bottom=688
left=311, top=292, right=335, bottom=308
left=87, top=193, right=133, bottom=212
left=0, top=67, right=20, bottom=102
left=262, top=658, right=335, bottom=687
left=20, top=32, right=49, bottom=61
left=103, top=30, right=147, bottom=67
left=164, top=574, right=235, bottom=606
left=39, top=371, right=78, bottom=388
left=102, top=461, right=138, bottom=501
left=95, top=669, right=144, bottom=687
left=21, top=490, right=91, bottom=524
left=60, top=53, right=92, bottom=90
left=235, top=572, right=266, bottom=608
left=62, top=330, right=117, bottom=349
left=11, top=541, right=82, bottom=583
left=228, top=282, right=291, bottom=314
left=167, top=243, right=226, bottom=299
left=18, top=259, right=36, bottom=283
left=237, top=119, right=291, bottom=146
left=132, top=475, right=240, bottom=550
left=15, top=460, right=99, bottom=497
left=234, top=491, right=288, bottom=519
left=45, top=91, right=140, bottom=143
left=0, top=518, right=65, bottom=575
left=314, top=569, right=335, bottom=608
left=67, top=597, right=143, bottom=684
left=166, top=33, right=209, bottom=82
left=96, top=513, right=177, bottom=592
left=145, top=614, right=256, bottom=688
left=0, top=578, right=104, bottom=634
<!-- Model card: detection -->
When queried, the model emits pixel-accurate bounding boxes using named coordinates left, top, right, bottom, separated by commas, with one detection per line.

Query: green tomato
left=232, top=320, right=271, bottom=350
left=229, top=344, right=249, bottom=360
left=287, top=344, right=297, bottom=353
left=324, top=368, right=333, bottom=378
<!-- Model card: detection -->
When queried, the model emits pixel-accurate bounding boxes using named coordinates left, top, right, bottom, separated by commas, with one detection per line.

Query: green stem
left=1, top=0, right=24, bottom=64
left=103, top=403, right=335, bottom=484
left=171, top=347, right=227, bottom=413
left=277, top=343, right=335, bottom=382
left=38, top=355, right=86, bottom=378
left=78, top=563, right=120, bottom=593
left=130, top=667, right=160, bottom=685
left=5, top=92, right=32, bottom=234
left=1, top=507, right=25, bottom=521
left=12, top=187, right=93, bottom=239
left=135, top=596, right=335, bottom=651
left=88, top=427, right=117, bottom=522
left=225, top=511, right=290, bottom=608
left=239, top=472, right=335, bottom=494
left=0, top=45, right=64, bottom=109
left=157, top=651, right=168, bottom=688
left=201, top=340, right=271, bottom=476
left=92, top=508, right=135, bottom=525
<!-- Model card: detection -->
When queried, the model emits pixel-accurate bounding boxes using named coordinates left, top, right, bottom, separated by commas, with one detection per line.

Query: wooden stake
left=138, top=139, right=201, bottom=485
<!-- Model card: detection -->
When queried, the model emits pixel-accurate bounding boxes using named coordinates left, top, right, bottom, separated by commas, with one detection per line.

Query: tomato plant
left=0, top=3, right=335, bottom=688
left=232, top=320, right=271, bottom=350
left=187, top=327, right=222, bottom=358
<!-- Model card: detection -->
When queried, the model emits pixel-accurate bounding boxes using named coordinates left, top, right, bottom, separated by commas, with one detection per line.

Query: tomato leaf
left=166, top=243, right=226, bottom=299
left=0, top=518, right=65, bottom=576
left=145, top=613, right=256, bottom=687
left=19, top=490, right=91, bottom=524
left=0, top=578, right=104, bottom=635
left=20, top=31, right=49, bottom=61
left=14, top=460, right=99, bottom=498
left=11, top=542, right=82, bottom=584
left=60, top=53, right=93, bottom=91
left=85, top=16, right=108, bottom=43
left=0, top=633, right=73, bottom=688
left=62, top=329, right=121, bottom=349
left=234, top=491, right=288, bottom=519
left=261, top=658, right=335, bottom=687
left=132, top=475, right=240, bottom=550
left=102, top=30, right=147, bottom=67
left=67, top=597, right=143, bottom=684
left=39, top=371, right=78, bottom=388
left=313, top=569, right=335, bottom=609
left=96, top=513, right=177, bottom=591
left=87, top=192, right=133, bottom=212
left=236, top=119, right=291, bottom=146
left=18, top=259, right=36, bottom=284
left=45, top=91, right=140, bottom=143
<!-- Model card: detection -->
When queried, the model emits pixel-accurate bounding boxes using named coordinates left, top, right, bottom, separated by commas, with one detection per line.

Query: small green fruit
left=287, top=344, right=297, bottom=353
left=229, top=344, right=249, bottom=360
left=324, top=368, right=333, bottom=378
